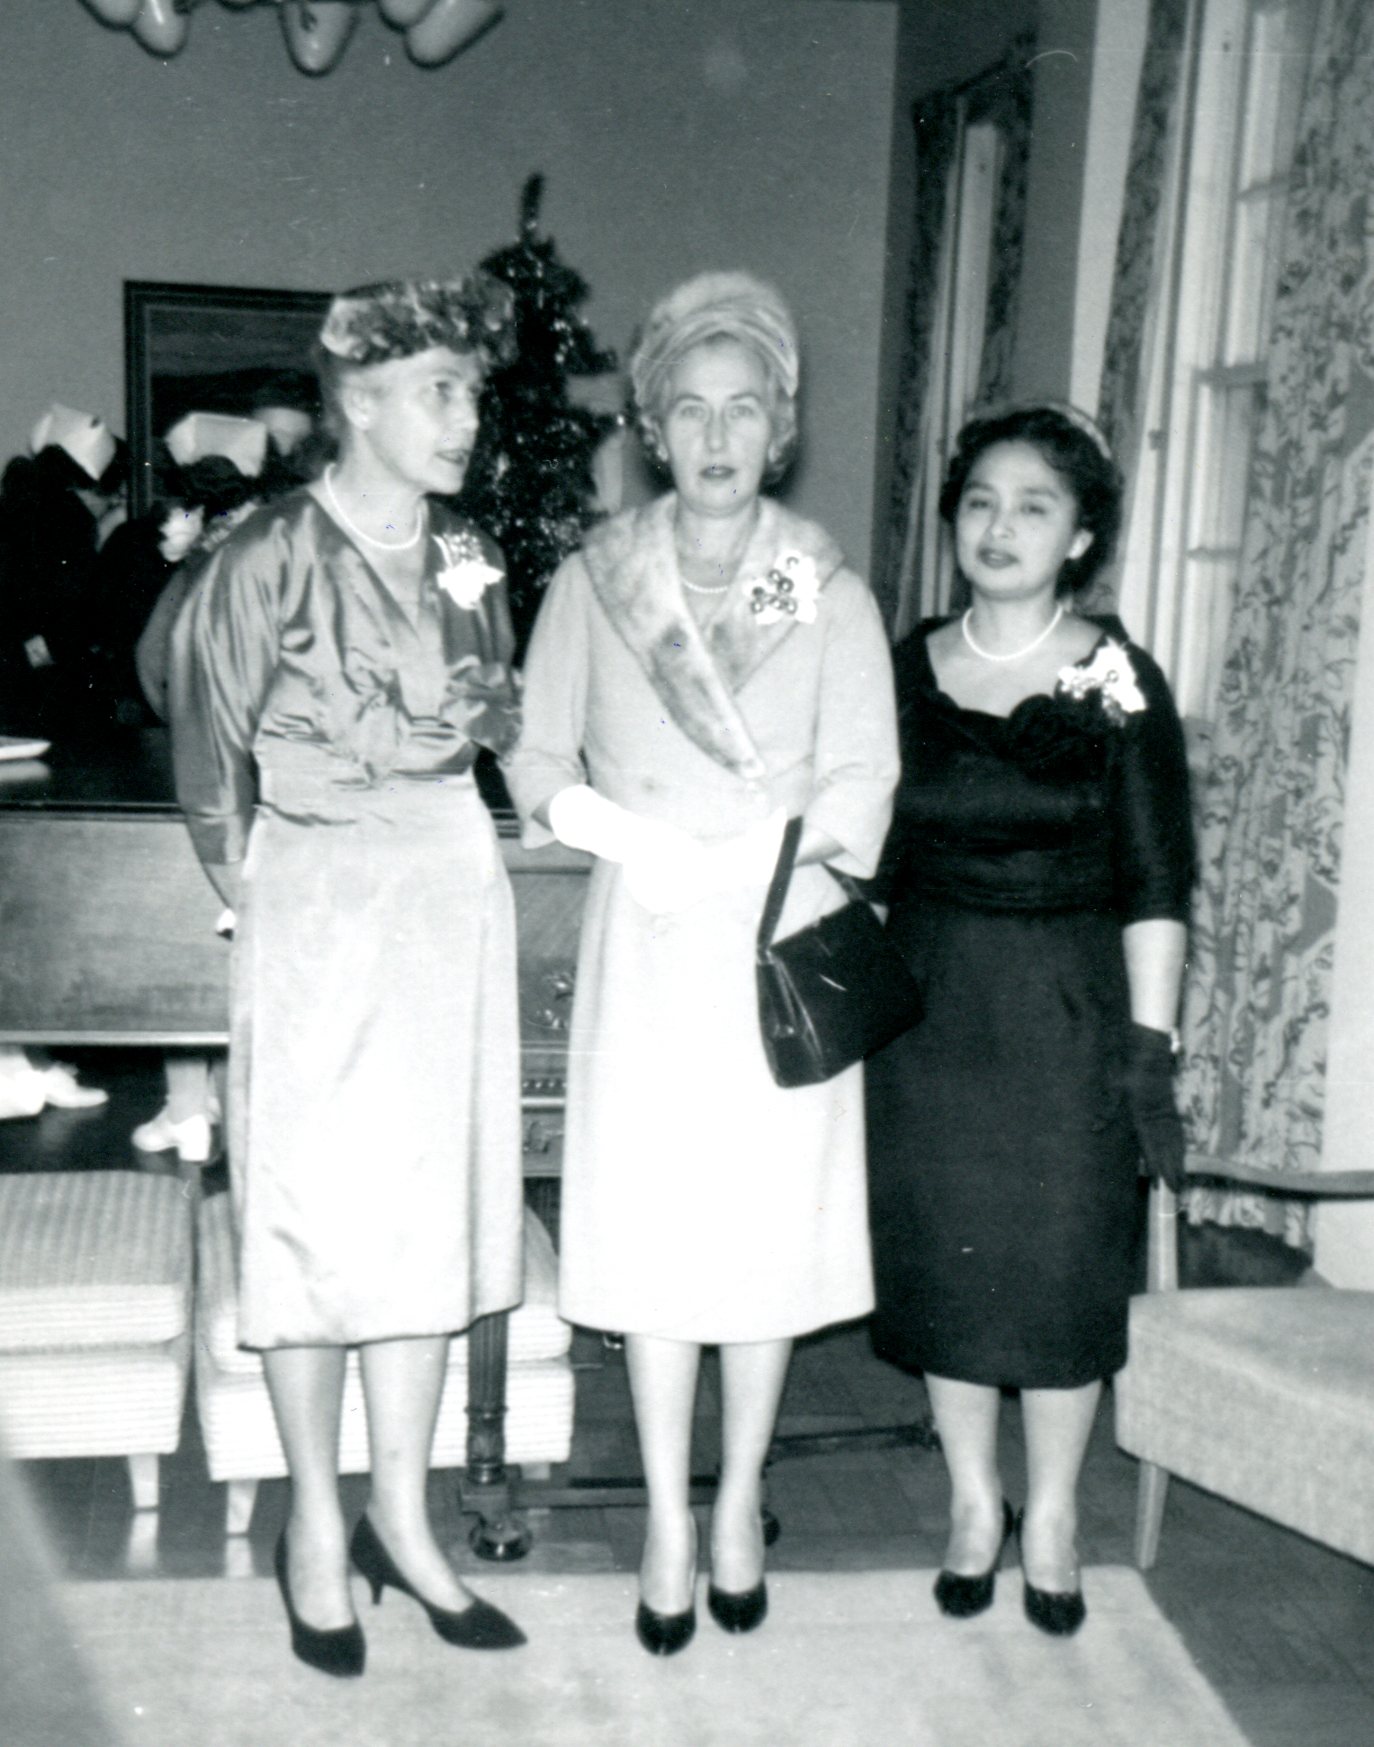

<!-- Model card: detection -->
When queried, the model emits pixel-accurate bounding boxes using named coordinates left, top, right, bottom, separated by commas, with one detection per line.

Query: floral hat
left=318, top=274, right=517, bottom=372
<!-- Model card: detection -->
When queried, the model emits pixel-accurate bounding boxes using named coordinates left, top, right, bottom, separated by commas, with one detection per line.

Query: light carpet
left=56, top=1568, right=1248, bottom=1747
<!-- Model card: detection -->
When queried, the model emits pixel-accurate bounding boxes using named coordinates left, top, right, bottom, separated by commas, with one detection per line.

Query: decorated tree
left=457, top=176, right=620, bottom=653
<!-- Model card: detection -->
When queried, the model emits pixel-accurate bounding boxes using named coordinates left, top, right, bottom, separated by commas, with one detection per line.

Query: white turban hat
left=30, top=403, right=117, bottom=483
left=629, top=271, right=799, bottom=418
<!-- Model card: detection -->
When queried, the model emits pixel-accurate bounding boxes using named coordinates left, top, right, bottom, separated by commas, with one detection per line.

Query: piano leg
left=459, top=1309, right=532, bottom=1561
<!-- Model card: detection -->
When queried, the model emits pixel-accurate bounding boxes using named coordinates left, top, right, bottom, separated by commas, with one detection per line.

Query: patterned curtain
left=974, top=37, right=1035, bottom=408
left=878, top=89, right=960, bottom=631
left=1180, top=0, right=1374, bottom=1245
left=880, top=36, right=1035, bottom=631
left=1095, top=0, right=1191, bottom=484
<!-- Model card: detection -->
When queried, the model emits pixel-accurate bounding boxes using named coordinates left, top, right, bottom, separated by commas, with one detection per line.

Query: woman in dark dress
left=866, top=404, right=1193, bottom=1636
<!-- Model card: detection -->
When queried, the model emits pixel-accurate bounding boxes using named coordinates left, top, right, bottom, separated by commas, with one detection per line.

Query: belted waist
left=257, top=757, right=480, bottom=824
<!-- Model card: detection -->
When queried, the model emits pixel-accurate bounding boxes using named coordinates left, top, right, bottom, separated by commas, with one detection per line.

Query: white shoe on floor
left=131, top=1106, right=213, bottom=1163
left=0, top=1077, right=46, bottom=1120
left=32, top=1061, right=110, bottom=1109
left=11, top=1055, right=109, bottom=1111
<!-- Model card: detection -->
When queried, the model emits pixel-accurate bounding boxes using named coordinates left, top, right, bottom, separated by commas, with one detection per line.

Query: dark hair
left=247, top=369, right=321, bottom=419
left=938, top=405, right=1123, bottom=597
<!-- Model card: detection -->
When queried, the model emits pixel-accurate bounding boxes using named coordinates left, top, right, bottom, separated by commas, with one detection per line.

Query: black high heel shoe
left=1015, top=1509, right=1086, bottom=1637
left=707, top=1579, right=768, bottom=1634
left=933, top=1499, right=1014, bottom=1619
left=635, top=1597, right=697, bottom=1656
left=349, top=1514, right=526, bottom=1650
left=635, top=1521, right=697, bottom=1656
left=273, top=1531, right=365, bottom=1678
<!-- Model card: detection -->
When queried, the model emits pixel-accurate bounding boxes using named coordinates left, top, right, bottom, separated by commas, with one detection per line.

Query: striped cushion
left=0, top=1172, right=192, bottom=1350
left=0, top=1333, right=190, bottom=1458
left=197, top=1191, right=570, bottom=1373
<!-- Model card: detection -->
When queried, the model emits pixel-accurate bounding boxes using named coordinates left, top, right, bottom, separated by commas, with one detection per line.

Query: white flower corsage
left=433, top=530, right=503, bottom=609
left=1056, top=639, right=1147, bottom=725
left=158, top=504, right=205, bottom=563
left=744, top=550, right=820, bottom=626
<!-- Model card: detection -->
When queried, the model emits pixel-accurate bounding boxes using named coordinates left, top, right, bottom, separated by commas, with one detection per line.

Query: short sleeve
left=1111, top=643, right=1195, bottom=922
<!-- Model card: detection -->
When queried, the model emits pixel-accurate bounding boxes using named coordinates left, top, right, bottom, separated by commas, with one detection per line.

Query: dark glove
left=1122, top=1022, right=1187, bottom=1192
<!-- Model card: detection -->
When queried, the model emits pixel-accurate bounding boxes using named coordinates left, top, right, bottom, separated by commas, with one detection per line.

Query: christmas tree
left=458, top=176, right=620, bottom=653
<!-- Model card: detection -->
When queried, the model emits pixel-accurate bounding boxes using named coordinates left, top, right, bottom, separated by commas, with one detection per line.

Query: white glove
left=548, top=785, right=708, bottom=914
left=698, top=808, right=789, bottom=897
left=626, top=807, right=787, bottom=913
left=548, top=785, right=676, bottom=863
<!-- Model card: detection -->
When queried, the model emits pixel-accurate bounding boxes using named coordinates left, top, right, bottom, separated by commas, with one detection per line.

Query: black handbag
left=756, top=816, right=923, bottom=1088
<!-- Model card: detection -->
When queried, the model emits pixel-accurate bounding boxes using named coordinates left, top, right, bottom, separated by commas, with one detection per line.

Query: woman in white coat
left=506, top=273, right=898, bottom=1654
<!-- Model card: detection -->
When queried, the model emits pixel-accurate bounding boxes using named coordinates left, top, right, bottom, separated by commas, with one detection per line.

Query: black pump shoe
left=934, top=1499, right=1015, bottom=1620
left=1016, top=1510, right=1087, bottom=1637
left=635, top=1597, right=697, bottom=1656
left=349, top=1513, right=526, bottom=1650
left=707, top=1579, right=768, bottom=1634
left=273, top=1531, right=365, bottom=1678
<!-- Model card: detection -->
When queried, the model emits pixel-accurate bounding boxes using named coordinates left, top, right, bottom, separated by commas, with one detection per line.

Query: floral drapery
left=880, top=35, right=1035, bottom=632
left=879, top=85, right=959, bottom=631
left=1180, top=0, right=1374, bottom=1244
left=1095, top=0, right=1191, bottom=486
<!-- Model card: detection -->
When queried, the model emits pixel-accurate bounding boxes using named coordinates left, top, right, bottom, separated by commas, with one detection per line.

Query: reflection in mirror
left=124, top=282, right=330, bottom=518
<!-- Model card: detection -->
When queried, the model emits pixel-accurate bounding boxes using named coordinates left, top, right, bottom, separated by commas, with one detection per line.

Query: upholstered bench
left=1116, top=1282, right=1374, bottom=1567
left=194, top=1191, right=575, bottom=1533
left=0, top=1169, right=194, bottom=1511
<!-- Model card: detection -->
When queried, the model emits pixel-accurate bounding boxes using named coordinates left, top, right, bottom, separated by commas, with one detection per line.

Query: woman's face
left=657, top=337, right=774, bottom=518
left=344, top=346, right=482, bottom=496
left=954, top=440, right=1092, bottom=603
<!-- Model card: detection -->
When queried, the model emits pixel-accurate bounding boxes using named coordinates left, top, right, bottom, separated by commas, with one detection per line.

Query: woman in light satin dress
left=172, top=278, right=528, bottom=1675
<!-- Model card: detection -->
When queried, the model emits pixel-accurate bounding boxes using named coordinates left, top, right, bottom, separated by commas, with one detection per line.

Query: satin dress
left=866, top=618, right=1194, bottom=1388
left=171, top=491, right=524, bottom=1350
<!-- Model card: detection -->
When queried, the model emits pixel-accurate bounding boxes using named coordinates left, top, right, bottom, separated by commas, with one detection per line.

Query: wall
left=1009, top=0, right=1096, bottom=401
left=0, top=1, right=896, bottom=572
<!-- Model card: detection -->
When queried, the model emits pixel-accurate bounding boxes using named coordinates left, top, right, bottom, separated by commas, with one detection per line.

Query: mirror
left=123, top=280, right=330, bottom=518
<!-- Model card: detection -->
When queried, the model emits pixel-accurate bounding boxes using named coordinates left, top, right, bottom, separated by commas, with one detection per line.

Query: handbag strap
left=758, top=815, right=804, bottom=953
left=757, top=816, right=869, bottom=952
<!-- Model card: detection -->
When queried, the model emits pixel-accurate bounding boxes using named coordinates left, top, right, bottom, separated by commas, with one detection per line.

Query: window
left=1117, top=0, right=1317, bottom=722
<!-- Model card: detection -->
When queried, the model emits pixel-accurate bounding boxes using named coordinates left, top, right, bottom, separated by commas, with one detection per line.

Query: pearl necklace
left=324, top=465, right=424, bottom=552
left=961, top=604, right=1064, bottom=663
left=674, top=506, right=758, bottom=597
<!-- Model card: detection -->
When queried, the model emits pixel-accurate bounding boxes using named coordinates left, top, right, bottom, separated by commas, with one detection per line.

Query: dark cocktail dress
left=866, top=618, right=1193, bottom=1388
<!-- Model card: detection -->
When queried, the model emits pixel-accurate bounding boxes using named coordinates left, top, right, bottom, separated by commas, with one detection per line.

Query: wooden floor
left=3, top=1051, right=1373, bottom=1746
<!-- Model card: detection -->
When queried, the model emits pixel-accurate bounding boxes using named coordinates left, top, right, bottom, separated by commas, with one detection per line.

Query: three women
left=173, top=265, right=1189, bottom=1673
left=866, top=404, right=1193, bottom=1635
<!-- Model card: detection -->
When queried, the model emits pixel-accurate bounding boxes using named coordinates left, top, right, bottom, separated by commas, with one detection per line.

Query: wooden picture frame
left=123, top=280, right=330, bottom=518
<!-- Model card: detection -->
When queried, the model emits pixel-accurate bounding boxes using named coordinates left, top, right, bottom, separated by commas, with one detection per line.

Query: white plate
left=0, top=737, right=51, bottom=762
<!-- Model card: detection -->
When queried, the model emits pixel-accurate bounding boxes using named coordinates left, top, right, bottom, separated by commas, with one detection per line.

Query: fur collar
left=580, top=494, right=845, bottom=780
